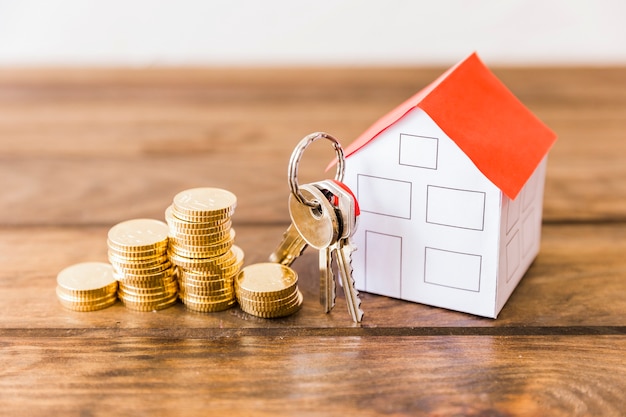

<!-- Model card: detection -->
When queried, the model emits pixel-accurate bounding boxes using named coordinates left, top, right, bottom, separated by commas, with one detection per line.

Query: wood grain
left=1, top=67, right=625, bottom=224
left=1, top=336, right=624, bottom=417
left=0, top=66, right=625, bottom=416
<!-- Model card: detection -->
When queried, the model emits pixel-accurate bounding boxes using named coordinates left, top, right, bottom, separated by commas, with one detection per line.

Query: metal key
left=311, top=180, right=363, bottom=323
left=268, top=131, right=364, bottom=322
left=269, top=224, right=307, bottom=266
left=291, top=184, right=342, bottom=316
left=269, top=132, right=344, bottom=267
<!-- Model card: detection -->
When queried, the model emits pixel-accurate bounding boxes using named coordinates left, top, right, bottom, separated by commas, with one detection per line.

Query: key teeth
left=341, top=241, right=364, bottom=323
left=328, top=264, right=336, bottom=313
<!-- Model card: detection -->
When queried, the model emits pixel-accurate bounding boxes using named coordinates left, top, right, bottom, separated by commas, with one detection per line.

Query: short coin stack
left=235, top=262, right=303, bottom=318
left=107, top=218, right=178, bottom=311
left=166, top=187, right=243, bottom=312
left=56, top=262, right=118, bottom=312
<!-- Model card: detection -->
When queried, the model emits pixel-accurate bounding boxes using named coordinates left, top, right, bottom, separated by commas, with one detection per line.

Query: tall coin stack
left=235, top=263, right=303, bottom=318
left=56, top=262, right=118, bottom=312
left=166, top=187, right=244, bottom=313
left=107, top=218, right=178, bottom=311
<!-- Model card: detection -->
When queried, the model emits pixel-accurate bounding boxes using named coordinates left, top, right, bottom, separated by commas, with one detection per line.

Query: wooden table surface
left=0, top=66, right=624, bottom=416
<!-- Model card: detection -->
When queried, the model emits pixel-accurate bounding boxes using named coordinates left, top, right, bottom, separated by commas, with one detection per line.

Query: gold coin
left=179, top=291, right=235, bottom=303
left=237, top=288, right=299, bottom=306
left=239, top=291, right=303, bottom=318
left=56, top=284, right=117, bottom=301
left=107, top=219, right=169, bottom=251
left=166, top=206, right=232, bottom=230
left=119, top=279, right=178, bottom=295
left=120, top=294, right=178, bottom=312
left=168, top=222, right=232, bottom=237
left=179, top=283, right=234, bottom=297
left=113, top=265, right=175, bottom=281
left=236, top=281, right=296, bottom=301
left=170, top=245, right=244, bottom=272
left=111, top=260, right=173, bottom=276
left=168, top=239, right=233, bottom=259
left=108, top=253, right=169, bottom=269
left=107, top=238, right=168, bottom=254
left=169, top=229, right=234, bottom=246
left=179, top=273, right=236, bottom=286
left=56, top=287, right=117, bottom=303
left=115, top=273, right=177, bottom=288
left=118, top=287, right=178, bottom=303
left=170, top=204, right=233, bottom=222
left=107, top=246, right=168, bottom=261
left=236, top=263, right=298, bottom=295
left=172, top=188, right=237, bottom=217
left=180, top=296, right=236, bottom=313
left=57, top=262, right=118, bottom=296
left=57, top=295, right=118, bottom=312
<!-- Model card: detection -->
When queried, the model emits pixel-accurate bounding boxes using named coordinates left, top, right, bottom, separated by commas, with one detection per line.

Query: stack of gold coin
left=235, top=263, right=303, bottom=318
left=107, top=218, right=178, bottom=311
left=166, top=187, right=243, bottom=312
left=56, top=262, right=118, bottom=311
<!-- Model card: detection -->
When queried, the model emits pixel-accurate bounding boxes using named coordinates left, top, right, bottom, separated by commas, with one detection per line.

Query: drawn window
left=424, top=247, right=482, bottom=292
left=357, top=175, right=412, bottom=219
left=365, top=231, right=402, bottom=298
left=506, top=231, right=521, bottom=283
left=399, top=134, right=438, bottom=169
left=426, top=186, right=485, bottom=230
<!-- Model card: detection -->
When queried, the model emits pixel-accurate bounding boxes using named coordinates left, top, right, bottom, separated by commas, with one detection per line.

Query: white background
left=0, top=0, right=624, bottom=66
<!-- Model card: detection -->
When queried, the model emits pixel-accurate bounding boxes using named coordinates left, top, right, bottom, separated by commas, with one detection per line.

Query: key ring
left=288, top=132, right=345, bottom=208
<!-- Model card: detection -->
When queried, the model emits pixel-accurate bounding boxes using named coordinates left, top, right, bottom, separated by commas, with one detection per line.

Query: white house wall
left=495, top=156, right=547, bottom=314
left=345, top=107, right=504, bottom=317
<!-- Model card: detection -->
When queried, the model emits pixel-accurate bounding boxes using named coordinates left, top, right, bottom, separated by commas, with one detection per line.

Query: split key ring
left=288, top=132, right=345, bottom=209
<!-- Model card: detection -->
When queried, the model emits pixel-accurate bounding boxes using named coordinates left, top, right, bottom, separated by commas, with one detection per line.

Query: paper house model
left=342, top=53, right=557, bottom=318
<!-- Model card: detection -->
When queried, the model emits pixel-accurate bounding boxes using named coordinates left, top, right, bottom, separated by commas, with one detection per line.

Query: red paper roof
left=342, top=53, right=557, bottom=199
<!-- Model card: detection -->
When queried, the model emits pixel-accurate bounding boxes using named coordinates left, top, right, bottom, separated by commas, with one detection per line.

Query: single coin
left=57, top=262, right=117, bottom=294
left=172, top=188, right=237, bottom=216
left=236, top=263, right=298, bottom=295
left=107, top=219, right=169, bottom=251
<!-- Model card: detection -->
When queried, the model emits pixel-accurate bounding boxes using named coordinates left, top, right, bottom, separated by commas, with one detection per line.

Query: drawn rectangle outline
left=398, top=133, right=439, bottom=169
left=357, top=174, right=412, bottom=219
left=426, top=185, right=486, bottom=231
left=424, top=246, right=482, bottom=292
left=364, top=230, right=402, bottom=297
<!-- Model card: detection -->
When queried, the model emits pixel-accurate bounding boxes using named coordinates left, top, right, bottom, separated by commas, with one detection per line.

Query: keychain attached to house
left=270, top=132, right=364, bottom=323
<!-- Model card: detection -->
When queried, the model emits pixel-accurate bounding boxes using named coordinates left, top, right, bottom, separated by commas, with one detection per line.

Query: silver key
left=294, top=184, right=341, bottom=315
left=289, top=185, right=340, bottom=250
left=312, top=180, right=363, bottom=323
left=270, top=131, right=364, bottom=321
left=313, top=179, right=358, bottom=239
left=270, top=132, right=344, bottom=267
